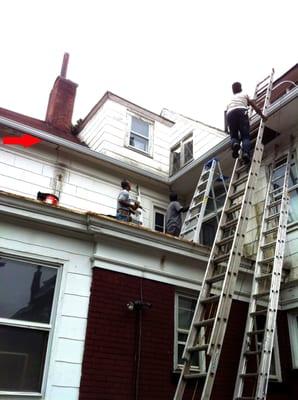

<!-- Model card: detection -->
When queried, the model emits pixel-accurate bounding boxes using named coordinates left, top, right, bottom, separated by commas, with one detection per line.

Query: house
left=0, top=58, right=297, bottom=400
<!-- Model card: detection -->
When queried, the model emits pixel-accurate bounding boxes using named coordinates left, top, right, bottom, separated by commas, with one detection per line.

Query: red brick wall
left=79, top=269, right=177, bottom=400
left=46, top=76, right=77, bottom=132
left=79, top=268, right=295, bottom=400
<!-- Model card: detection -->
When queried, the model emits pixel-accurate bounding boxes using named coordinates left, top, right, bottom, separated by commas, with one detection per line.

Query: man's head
left=169, top=192, right=178, bottom=202
left=121, top=180, right=131, bottom=191
left=232, top=82, right=242, bottom=94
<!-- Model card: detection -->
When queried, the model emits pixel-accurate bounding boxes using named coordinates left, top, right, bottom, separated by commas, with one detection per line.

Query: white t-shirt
left=227, top=92, right=249, bottom=114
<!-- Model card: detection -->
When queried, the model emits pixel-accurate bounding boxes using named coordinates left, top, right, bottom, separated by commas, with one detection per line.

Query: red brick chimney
left=46, top=53, right=78, bottom=132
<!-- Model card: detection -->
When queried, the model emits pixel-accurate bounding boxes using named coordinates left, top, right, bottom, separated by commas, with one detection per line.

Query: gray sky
left=0, top=0, right=297, bottom=130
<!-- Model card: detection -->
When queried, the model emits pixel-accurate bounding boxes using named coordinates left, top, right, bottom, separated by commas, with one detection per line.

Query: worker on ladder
left=226, top=82, right=267, bottom=164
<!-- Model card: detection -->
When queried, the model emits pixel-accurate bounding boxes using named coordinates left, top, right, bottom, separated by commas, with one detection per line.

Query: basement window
left=0, top=257, right=59, bottom=394
left=174, top=292, right=205, bottom=371
left=170, top=134, right=193, bottom=175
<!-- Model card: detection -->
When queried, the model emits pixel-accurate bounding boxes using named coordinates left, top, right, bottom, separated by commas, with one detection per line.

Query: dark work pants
left=227, top=108, right=250, bottom=156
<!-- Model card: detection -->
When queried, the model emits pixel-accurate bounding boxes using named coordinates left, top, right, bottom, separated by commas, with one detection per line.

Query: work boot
left=232, top=142, right=240, bottom=158
left=242, top=152, right=251, bottom=165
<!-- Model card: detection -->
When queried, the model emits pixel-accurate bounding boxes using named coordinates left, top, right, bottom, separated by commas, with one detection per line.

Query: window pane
left=155, top=212, right=165, bottom=232
left=183, top=140, right=193, bottom=164
left=0, top=325, right=48, bottom=392
left=289, top=189, right=298, bottom=223
left=171, top=146, right=181, bottom=174
left=0, top=259, right=57, bottom=323
left=131, top=116, right=149, bottom=138
left=129, top=133, right=148, bottom=152
left=201, top=218, right=217, bottom=246
left=178, top=297, right=197, bottom=330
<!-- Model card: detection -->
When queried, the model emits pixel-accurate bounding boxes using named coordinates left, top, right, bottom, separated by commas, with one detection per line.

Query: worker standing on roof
left=116, top=180, right=140, bottom=222
left=226, top=82, right=267, bottom=164
left=165, top=192, right=189, bottom=237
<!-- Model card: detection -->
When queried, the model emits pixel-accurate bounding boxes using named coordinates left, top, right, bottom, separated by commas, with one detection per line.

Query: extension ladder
left=173, top=69, right=275, bottom=400
left=180, top=159, right=227, bottom=243
left=233, top=149, right=291, bottom=400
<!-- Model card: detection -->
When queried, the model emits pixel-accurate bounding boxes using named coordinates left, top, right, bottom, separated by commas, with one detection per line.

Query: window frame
left=153, top=207, right=166, bottom=233
left=126, top=112, right=154, bottom=156
left=0, top=255, right=61, bottom=396
left=174, top=291, right=205, bottom=372
left=288, top=310, right=298, bottom=369
left=170, top=133, right=194, bottom=175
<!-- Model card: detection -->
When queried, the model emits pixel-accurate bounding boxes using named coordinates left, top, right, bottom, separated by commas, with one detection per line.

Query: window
left=271, top=154, right=298, bottom=224
left=128, top=115, right=152, bottom=154
left=288, top=310, right=298, bottom=369
left=0, top=257, right=58, bottom=393
left=170, top=134, right=193, bottom=174
left=174, top=292, right=204, bottom=371
left=154, top=208, right=166, bottom=233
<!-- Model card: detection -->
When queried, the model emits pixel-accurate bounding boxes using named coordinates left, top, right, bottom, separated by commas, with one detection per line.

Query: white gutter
left=0, top=116, right=168, bottom=184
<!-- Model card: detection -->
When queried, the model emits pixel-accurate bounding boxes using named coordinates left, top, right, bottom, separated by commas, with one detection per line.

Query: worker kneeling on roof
left=116, top=179, right=140, bottom=222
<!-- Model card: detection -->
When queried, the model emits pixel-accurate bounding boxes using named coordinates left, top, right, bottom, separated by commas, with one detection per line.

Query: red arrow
left=3, top=134, right=42, bottom=147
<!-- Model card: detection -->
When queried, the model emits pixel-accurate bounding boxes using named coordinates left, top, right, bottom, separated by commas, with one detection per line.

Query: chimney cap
left=60, top=53, right=69, bottom=78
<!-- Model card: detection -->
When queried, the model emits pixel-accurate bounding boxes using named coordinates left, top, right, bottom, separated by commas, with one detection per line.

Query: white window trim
left=126, top=112, right=154, bottom=157
left=174, top=291, right=205, bottom=372
left=0, top=255, right=62, bottom=397
left=269, top=330, right=282, bottom=381
left=288, top=310, right=298, bottom=369
left=170, top=133, right=194, bottom=174
left=153, top=206, right=166, bottom=233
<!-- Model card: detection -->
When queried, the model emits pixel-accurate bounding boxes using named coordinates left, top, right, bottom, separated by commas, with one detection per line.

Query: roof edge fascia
left=0, top=115, right=169, bottom=185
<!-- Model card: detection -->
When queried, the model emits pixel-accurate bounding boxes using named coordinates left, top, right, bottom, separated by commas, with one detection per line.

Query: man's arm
left=247, top=97, right=267, bottom=121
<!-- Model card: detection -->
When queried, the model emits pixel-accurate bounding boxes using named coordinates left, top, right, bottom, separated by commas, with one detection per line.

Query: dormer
left=77, top=92, right=174, bottom=176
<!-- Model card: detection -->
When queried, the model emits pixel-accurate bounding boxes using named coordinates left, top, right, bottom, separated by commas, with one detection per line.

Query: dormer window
left=127, top=114, right=153, bottom=155
left=170, top=134, right=193, bottom=174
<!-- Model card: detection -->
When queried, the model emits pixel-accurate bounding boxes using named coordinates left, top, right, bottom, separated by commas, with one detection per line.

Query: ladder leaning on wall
left=233, top=148, right=292, bottom=400
left=173, top=69, right=275, bottom=400
left=180, top=158, right=228, bottom=243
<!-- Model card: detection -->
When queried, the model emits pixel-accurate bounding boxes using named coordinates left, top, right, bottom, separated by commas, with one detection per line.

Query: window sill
left=125, top=145, right=153, bottom=159
left=0, top=391, right=41, bottom=397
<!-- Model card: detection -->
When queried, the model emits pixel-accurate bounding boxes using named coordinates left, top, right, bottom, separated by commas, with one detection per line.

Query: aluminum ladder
left=173, top=69, right=275, bottom=400
left=233, top=149, right=291, bottom=400
left=180, top=158, right=227, bottom=243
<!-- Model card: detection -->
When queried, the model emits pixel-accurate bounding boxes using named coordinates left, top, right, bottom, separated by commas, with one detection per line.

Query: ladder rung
left=225, top=203, right=241, bottom=214
left=200, top=295, right=220, bottom=304
left=233, top=175, right=248, bottom=187
left=240, top=372, right=259, bottom=378
left=217, top=234, right=234, bottom=247
left=206, top=272, right=226, bottom=284
left=194, top=317, right=216, bottom=328
left=235, top=397, right=255, bottom=400
left=230, top=188, right=245, bottom=201
left=255, top=273, right=272, bottom=281
left=260, top=240, right=276, bottom=250
left=263, top=226, right=278, bottom=236
left=258, top=256, right=274, bottom=265
left=265, top=212, right=279, bottom=222
left=184, top=372, right=207, bottom=380
left=250, top=309, right=267, bottom=317
left=198, top=179, right=208, bottom=188
left=268, top=199, right=281, bottom=208
left=184, top=214, right=199, bottom=224
left=236, top=164, right=249, bottom=174
left=187, top=344, right=208, bottom=353
left=247, top=329, right=265, bottom=336
left=180, top=227, right=195, bottom=236
left=253, top=291, right=270, bottom=299
left=213, top=253, right=229, bottom=264
left=244, top=350, right=262, bottom=356
left=221, top=218, right=238, bottom=230
left=272, top=175, right=285, bottom=183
